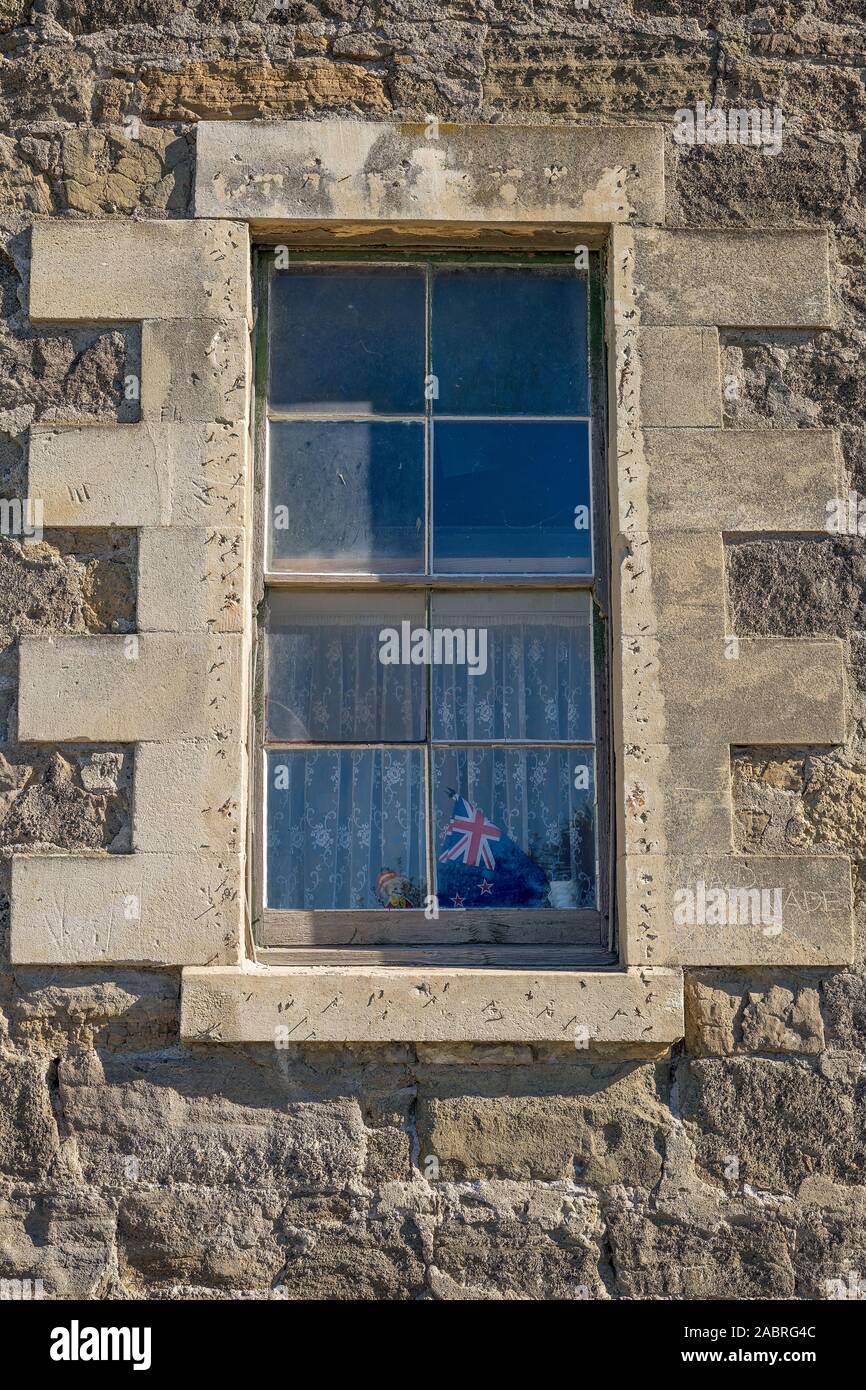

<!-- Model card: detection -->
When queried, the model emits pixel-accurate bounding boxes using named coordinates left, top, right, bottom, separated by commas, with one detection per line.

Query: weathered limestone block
left=0, top=1056, right=59, bottom=1178
left=790, top=1205, right=866, bottom=1301
left=643, top=428, right=840, bottom=534
left=684, top=972, right=826, bottom=1055
left=0, top=1189, right=115, bottom=1299
left=9, top=969, right=179, bottom=1050
left=28, top=422, right=247, bottom=528
left=618, top=531, right=725, bottom=638
left=679, top=1058, right=866, bottom=1193
left=59, top=1051, right=366, bottom=1191
left=621, top=852, right=853, bottom=966
left=620, top=742, right=732, bottom=857
left=274, top=1203, right=426, bottom=1300
left=117, top=1189, right=290, bottom=1292
left=10, top=850, right=242, bottom=966
left=141, top=318, right=249, bottom=425
left=415, top=1061, right=670, bottom=1186
left=634, top=229, right=832, bottom=328
left=17, top=633, right=244, bottom=743
left=132, top=739, right=243, bottom=855
left=619, top=634, right=846, bottom=748
left=29, top=218, right=251, bottom=325
left=639, top=327, right=722, bottom=427
left=180, top=964, right=684, bottom=1044
left=137, top=528, right=245, bottom=633
left=194, top=118, right=665, bottom=225
left=606, top=1199, right=796, bottom=1299
left=140, top=59, right=392, bottom=123
left=430, top=1184, right=606, bottom=1301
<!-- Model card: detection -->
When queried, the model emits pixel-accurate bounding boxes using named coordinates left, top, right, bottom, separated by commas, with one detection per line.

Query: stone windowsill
left=179, top=963, right=684, bottom=1045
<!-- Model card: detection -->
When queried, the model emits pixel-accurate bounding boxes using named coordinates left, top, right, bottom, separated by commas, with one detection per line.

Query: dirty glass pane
left=265, top=748, right=427, bottom=910
left=433, top=746, right=597, bottom=910
left=268, top=420, right=424, bottom=572
left=266, top=592, right=426, bottom=742
left=430, top=591, right=593, bottom=742
left=269, top=265, right=426, bottom=414
left=432, top=419, right=592, bottom=572
left=431, top=266, right=589, bottom=416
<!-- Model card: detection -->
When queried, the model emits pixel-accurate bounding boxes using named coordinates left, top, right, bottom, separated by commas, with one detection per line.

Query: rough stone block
left=60, top=1051, right=365, bottom=1191
left=194, top=118, right=665, bottom=224
left=606, top=1199, right=795, bottom=1299
left=416, top=1061, right=670, bottom=1186
left=18, top=633, right=244, bottom=743
left=29, top=218, right=251, bottom=324
left=639, top=327, right=722, bottom=426
left=0, top=1057, right=59, bottom=1179
left=0, top=1190, right=115, bottom=1299
left=141, top=318, right=249, bottom=424
left=684, top=972, right=826, bottom=1055
left=132, top=739, right=244, bottom=855
left=9, top=969, right=180, bottom=1050
left=118, top=1190, right=289, bottom=1292
left=430, top=1185, right=606, bottom=1300
left=137, top=528, right=245, bottom=632
left=28, top=422, right=247, bottom=528
left=679, top=1057, right=866, bottom=1193
left=10, top=850, right=243, bottom=965
left=180, top=964, right=684, bottom=1045
left=634, top=229, right=832, bottom=328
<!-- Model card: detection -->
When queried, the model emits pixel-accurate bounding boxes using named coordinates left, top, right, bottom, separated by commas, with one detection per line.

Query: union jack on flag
left=438, top=797, right=502, bottom=871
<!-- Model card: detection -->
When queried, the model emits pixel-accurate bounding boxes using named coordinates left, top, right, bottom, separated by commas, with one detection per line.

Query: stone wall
left=1, top=0, right=865, bottom=1299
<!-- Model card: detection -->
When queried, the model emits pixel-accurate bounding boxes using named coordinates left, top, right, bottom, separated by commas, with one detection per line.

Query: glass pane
left=432, top=419, right=592, bottom=573
left=431, top=266, right=588, bottom=416
left=433, top=747, right=597, bottom=910
left=266, top=748, right=427, bottom=910
left=431, top=592, right=593, bottom=742
left=268, top=420, right=424, bottom=572
left=267, top=592, right=426, bottom=742
left=269, top=265, right=425, bottom=414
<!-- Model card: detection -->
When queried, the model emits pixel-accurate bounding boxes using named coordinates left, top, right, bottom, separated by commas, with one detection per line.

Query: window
left=253, top=251, right=612, bottom=962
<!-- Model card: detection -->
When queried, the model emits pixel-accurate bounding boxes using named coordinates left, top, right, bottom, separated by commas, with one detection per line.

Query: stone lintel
left=194, top=118, right=665, bottom=225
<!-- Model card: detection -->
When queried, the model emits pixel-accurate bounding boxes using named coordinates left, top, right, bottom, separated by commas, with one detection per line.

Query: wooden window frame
left=250, top=245, right=615, bottom=969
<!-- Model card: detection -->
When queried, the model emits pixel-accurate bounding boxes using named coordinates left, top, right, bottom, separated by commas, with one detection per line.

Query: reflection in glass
left=266, top=748, right=427, bottom=910
left=431, top=266, right=589, bottom=416
left=268, top=420, right=424, bottom=572
left=431, top=591, right=593, bottom=742
left=269, top=266, right=426, bottom=414
left=433, top=419, right=592, bottom=572
left=433, top=747, right=597, bottom=910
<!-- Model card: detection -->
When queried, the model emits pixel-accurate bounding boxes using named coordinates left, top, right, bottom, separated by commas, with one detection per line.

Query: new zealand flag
left=437, top=795, right=549, bottom=909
